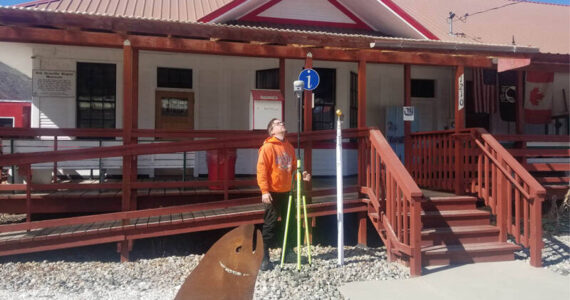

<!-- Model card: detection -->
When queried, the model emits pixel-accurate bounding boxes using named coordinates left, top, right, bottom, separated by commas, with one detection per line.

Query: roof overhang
left=0, top=6, right=554, bottom=69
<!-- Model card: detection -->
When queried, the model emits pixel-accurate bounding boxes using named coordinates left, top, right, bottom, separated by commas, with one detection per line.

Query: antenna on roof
left=448, top=12, right=456, bottom=35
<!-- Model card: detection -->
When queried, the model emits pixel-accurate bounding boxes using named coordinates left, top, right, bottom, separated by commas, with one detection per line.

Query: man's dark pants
left=261, top=191, right=297, bottom=255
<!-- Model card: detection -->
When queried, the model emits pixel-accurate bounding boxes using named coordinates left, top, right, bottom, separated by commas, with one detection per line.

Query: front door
left=155, top=91, right=194, bottom=130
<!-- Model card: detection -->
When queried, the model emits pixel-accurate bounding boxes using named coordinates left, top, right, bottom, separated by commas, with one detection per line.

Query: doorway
left=155, top=90, right=195, bottom=130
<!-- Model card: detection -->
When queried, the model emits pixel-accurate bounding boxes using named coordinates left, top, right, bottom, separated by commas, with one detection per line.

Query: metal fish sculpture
left=174, top=224, right=263, bottom=300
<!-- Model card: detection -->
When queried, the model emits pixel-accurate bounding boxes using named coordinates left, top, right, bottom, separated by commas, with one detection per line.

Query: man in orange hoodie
left=257, top=118, right=310, bottom=271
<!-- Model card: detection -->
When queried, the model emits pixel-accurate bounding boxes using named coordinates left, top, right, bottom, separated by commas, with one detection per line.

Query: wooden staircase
left=420, top=195, right=520, bottom=266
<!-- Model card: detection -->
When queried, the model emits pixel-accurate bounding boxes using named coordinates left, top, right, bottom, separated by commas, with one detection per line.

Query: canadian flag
left=524, top=71, right=554, bottom=124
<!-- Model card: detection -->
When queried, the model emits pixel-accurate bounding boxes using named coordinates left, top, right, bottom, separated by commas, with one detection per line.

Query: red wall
left=0, top=102, right=31, bottom=128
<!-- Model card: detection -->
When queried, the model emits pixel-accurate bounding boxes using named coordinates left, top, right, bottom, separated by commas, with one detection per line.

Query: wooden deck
left=0, top=192, right=366, bottom=257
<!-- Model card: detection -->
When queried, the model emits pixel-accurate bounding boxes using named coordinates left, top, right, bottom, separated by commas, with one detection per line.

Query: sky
left=0, top=0, right=569, bottom=5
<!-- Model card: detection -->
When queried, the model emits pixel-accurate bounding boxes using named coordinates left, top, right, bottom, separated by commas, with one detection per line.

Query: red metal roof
left=389, top=0, right=570, bottom=54
left=14, top=0, right=569, bottom=55
left=17, top=0, right=233, bottom=22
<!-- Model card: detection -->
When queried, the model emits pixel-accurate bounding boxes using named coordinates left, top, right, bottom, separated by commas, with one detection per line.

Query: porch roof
left=0, top=5, right=539, bottom=57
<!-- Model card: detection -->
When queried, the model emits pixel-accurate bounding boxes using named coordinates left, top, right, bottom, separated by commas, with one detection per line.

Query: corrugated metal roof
left=17, top=0, right=233, bottom=22
left=389, top=0, right=570, bottom=55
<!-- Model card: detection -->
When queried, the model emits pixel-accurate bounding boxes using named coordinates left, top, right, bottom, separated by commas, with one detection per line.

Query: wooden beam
left=516, top=71, right=525, bottom=134
left=357, top=57, right=367, bottom=127
left=303, top=53, right=313, bottom=196
left=454, top=65, right=465, bottom=195
left=404, top=64, right=411, bottom=168
left=0, top=26, right=497, bottom=67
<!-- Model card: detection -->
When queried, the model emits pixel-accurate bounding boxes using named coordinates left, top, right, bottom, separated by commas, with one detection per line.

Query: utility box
left=249, top=89, right=284, bottom=130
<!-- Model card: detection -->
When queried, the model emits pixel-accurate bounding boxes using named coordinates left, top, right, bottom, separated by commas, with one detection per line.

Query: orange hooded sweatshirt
left=257, top=136, right=296, bottom=194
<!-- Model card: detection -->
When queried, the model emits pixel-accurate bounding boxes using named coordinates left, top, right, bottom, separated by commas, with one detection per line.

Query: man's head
left=267, top=118, right=286, bottom=137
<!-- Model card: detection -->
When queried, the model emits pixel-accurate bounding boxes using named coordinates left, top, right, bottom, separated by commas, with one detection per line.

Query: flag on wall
left=524, top=71, right=554, bottom=124
left=473, top=68, right=497, bottom=114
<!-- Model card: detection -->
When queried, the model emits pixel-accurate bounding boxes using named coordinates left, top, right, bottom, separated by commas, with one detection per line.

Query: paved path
left=339, top=261, right=570, bottom=300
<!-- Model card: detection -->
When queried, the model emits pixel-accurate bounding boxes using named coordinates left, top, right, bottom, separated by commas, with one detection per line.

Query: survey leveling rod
left=336, top=109, right=344, bottom=266
left=281, top=80, right=312, bottom=270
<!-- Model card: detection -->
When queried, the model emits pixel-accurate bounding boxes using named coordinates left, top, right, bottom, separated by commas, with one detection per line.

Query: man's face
left=270, top=120, right=286, bottom=136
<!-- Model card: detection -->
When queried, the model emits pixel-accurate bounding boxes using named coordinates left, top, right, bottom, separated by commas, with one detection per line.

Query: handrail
left=369, top=130, right=423, bottom=199
left=473, top=129, right=546, bottom=199
left=409, top=128, right=546, bottom=269
left=362, top=128, right=423, bottom=276
left=0, top=129, right=366, bottom=166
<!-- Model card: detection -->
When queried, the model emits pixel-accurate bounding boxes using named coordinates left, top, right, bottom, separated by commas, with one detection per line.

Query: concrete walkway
left=339, top=261, right=570, bottom=300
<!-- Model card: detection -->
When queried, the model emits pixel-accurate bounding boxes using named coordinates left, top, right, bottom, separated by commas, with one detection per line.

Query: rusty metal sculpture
left=174, top=224, right=263, bottom=300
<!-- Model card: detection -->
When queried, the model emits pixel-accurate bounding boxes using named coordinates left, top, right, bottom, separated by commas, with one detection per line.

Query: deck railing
left=0, top=128, right=367, bottom=215
left=410, top=128, right=546, bottom=267
left=361, top=128, right=423, bottom=276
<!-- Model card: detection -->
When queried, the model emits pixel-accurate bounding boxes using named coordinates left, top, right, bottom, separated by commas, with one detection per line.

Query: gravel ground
left=0, top=211, right=568, bottom=299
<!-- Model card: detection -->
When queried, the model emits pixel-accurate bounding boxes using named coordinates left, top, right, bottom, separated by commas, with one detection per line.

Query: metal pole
left=336, top=109, right=344, bottom=265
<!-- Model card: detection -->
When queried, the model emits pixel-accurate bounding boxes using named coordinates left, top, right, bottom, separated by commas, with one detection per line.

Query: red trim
left=240, top=0, right=371, bottom=30
left=378, top=0, right=439, bottom=40
left=198, top=0, right=248, bottom=23
left=15, top=0, right=57, bottom=7
left=328, top=0, right=372, bottom=30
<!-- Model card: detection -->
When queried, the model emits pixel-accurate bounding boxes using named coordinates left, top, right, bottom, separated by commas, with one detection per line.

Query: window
left=256, top=68, right=279, bottom=89
left=312, top=68, right=336, bottom=130
left=411, top=79, right=435, bottom=98
left=0, top=118, right=14, bottom=128
left=349, top=72, right=358, bottom=128
left=76, top=62, right=116, bottom=129
left=157, top=67, right=192, bottom=89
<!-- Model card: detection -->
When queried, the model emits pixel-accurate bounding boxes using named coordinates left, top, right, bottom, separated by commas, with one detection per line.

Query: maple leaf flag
left=524, top=71, right=554, bottom=124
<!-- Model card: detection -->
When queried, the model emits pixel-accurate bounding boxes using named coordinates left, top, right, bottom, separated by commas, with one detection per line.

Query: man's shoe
left=260, top=257, right=273, bottom=271
left=283, top=250, right=297, bottom=263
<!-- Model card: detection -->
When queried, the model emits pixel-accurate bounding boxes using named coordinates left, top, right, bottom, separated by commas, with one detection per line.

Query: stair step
left=421, top=225, right=499, bottom=246
left=422, top=242, right=521, bottom=266
left=422, top=196, right=478, bottom=212
left=422, top=209, right=490, bottom=227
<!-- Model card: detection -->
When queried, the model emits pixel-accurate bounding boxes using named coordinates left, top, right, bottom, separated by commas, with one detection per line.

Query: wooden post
left=303, top=53, right=313, bottom=196
left=516, top=71, right=527, bottom=164
left=120, top=40, right=139, bottom=262
left=357, top=57, right=367, bottom=188
left=279, top=58, right=285, bottom=101
left=404, top=65, right=412, bottom=169
left=409, top=196, right=422, bottom=276
left=454, top=65, right=465, bottom=195
left=530, top=194, right=544, bottom=267
left=357, top=211, right=367, bottom=246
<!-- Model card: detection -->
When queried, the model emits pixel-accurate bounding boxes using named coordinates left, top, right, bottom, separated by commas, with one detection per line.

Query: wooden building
left=0, top=0, right=568, bottom=276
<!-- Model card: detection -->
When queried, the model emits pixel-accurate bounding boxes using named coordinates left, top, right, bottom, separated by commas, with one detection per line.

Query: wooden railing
left=410, top=128, right=546, bottom=267
left=361, top=128, right=423, bottom=276
left=0, top=127, right=368, bottom=214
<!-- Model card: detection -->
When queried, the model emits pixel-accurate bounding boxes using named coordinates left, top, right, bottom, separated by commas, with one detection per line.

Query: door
left=155, top=91, right=194, bottom=130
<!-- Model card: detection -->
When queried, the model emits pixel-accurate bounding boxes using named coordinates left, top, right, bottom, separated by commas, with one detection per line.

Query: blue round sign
left=298, top=68, right=320, bottom=91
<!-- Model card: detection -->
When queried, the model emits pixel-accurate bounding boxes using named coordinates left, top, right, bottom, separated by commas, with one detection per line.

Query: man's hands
left=261, top=193, right=273, bottom=204
left=302, top=171, right=311, bottom=182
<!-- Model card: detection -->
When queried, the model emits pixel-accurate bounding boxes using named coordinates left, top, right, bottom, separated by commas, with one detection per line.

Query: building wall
left=0, top=42, right=124, bottom=132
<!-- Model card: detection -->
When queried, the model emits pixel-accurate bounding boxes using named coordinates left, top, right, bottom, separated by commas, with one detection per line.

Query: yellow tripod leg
left=280, top=194, right=293, bottom=267
left=302, top=195, right=312, bottom=265
left=296, top=160, right=302, bottom=270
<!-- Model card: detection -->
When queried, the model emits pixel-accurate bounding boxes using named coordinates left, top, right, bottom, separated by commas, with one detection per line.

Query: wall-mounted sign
left=458, top=73, right=465, bottom=111
left=32, top=70, right=75, bottom=97
left=403, top=106, right=415, bottom=121
left=249, top=90, right=284, bottom=130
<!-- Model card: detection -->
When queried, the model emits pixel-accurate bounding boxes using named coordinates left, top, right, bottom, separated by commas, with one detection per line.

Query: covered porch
left=0, top=6, right=566, bottom=276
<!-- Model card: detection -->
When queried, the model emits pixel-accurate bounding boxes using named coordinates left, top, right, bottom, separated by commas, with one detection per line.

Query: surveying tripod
left=280, top=159, right=312, bottom=270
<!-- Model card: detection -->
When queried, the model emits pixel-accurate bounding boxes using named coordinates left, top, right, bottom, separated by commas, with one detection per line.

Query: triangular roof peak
left=199, top=0, right=438, bottom=39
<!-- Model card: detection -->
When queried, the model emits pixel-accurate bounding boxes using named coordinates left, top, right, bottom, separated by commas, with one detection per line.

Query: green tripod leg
left=302, top=195, right=312, bottom=265
left=296, top=160, right=302, bottom=270
left=280, top=194, right=293, bottom=267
